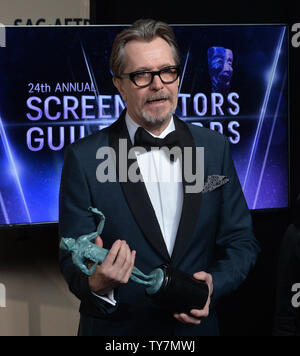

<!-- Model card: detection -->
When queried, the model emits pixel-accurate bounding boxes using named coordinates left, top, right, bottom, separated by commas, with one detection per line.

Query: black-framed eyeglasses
left=118, top=65, right=180, bottom=88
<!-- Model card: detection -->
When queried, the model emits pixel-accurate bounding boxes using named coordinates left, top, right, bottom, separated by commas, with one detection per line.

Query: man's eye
left=162, top=68, right=176, bottom=74
left=135, top=72, right=150, bottom=78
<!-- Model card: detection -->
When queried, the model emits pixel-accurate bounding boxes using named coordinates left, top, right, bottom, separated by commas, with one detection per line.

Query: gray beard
left=141, top=108, right=174, bottom=130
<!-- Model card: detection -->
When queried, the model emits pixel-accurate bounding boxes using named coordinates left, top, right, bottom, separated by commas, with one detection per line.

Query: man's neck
left=127, top=112, right=173, bottom=136
left=125, top=112, right=175, bottom=144
left=144, top=118, right=173, bottom=136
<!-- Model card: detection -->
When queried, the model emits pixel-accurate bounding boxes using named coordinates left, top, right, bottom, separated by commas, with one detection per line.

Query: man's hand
left=88, top=236, right=136, bottom=295
left=173, top=271, right=213, bottom=325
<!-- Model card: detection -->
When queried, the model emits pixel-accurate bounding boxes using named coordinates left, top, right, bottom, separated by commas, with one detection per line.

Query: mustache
left=143, top=93, right=170, bottom=104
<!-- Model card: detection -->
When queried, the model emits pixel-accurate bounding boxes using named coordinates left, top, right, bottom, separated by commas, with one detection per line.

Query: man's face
left=113, top=37, right=179, bottom=129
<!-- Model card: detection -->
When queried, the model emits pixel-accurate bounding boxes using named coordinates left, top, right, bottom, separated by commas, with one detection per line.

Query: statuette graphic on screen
left=207, top=46, right=233, bottom=93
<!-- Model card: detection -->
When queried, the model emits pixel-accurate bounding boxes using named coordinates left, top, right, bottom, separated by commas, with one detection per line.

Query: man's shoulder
left=185, top=122, right=228, bottom=146
left=67, top=127, right=110, bottom=156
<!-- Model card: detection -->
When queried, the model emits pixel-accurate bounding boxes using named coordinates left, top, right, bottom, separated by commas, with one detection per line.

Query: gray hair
left=110, top=19, right=181, bottom=77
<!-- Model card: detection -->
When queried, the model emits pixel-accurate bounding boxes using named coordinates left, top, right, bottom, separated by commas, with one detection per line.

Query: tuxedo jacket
left=59, top=111, right=260, bottom=336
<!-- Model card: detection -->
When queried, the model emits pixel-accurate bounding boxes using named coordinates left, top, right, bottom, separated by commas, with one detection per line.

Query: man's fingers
left=113, top=241, right=130, bottom=269
left=88, top=239, right=135, bottom=293
left=102, top=239, right=122, bottom=266
left=174, top=313, right=201, bottom=325
left=173, top=271, right=213, bottom=326
left=101, top=240, right=133, bottom=272
left=193, top=271, right=213, bottom=295
left=122, top=250, right=136, bottom=282
left=122, top=243, right=133, bottom=270
left=95, top=236, right=103, bottom=248
left=189, top=304, right=209, bottom=318
left=193, top=271, right=210, bottom=283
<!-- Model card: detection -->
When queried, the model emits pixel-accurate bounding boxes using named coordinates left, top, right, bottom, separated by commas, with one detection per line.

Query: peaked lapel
left=170, top=116, right=203, bottom=266
left=108, top=111, right=171, bottom=263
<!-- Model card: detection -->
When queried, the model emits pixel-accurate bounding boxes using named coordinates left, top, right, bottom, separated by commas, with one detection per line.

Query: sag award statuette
left=60, top=207, right=209, bottom=313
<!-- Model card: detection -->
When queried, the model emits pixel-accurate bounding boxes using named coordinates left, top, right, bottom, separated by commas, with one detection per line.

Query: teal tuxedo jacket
left=59, top=111, right=260, bottom=336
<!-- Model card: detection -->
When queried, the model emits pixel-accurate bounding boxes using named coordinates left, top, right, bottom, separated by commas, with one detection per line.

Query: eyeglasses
left=118, top=65, right=180, bottom=88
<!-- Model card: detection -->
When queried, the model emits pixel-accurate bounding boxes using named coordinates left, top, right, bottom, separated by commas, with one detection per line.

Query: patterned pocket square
left=202, top=175, right=229, bottom=193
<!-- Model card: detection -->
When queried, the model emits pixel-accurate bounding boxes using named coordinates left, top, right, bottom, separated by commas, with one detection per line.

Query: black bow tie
left=133, top=127, right=181, bottom=162
left=134, top=127, right=180, bottom=151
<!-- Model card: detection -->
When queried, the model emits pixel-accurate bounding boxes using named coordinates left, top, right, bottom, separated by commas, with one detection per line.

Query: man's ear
left=113, top=76, right=127, bottom=102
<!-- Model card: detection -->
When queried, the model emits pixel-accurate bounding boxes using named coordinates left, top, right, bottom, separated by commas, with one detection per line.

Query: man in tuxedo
left=59, top=19, right=260, bottom=336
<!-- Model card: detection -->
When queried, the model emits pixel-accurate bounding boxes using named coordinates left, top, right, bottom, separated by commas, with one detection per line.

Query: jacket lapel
left=170, top=116, right=203, bottom=266
left=108, top=111, right=171, bottom=263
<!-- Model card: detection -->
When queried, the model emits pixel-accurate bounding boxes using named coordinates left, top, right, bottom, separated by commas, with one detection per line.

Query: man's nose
left=149, top=73, right=164, bottom=90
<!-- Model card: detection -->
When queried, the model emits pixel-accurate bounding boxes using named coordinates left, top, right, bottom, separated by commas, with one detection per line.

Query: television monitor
left=0, top=24, right=288, bottom=226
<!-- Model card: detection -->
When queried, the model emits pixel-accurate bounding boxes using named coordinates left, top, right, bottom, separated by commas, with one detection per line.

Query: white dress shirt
left=95, top=113, right=184, bottom=305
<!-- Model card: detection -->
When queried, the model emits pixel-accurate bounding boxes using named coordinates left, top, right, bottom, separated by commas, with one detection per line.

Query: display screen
left=0, top=25, right=288, bottom=225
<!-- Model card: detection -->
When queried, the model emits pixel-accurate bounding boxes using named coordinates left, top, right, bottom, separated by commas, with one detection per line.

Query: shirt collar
left=125, top=112, right=175, bottom=145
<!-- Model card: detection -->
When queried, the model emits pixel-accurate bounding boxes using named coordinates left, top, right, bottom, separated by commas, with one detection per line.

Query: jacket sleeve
left=208, top=137, right=261, bottom=304
left=58, top=144, right=119, bottom=315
